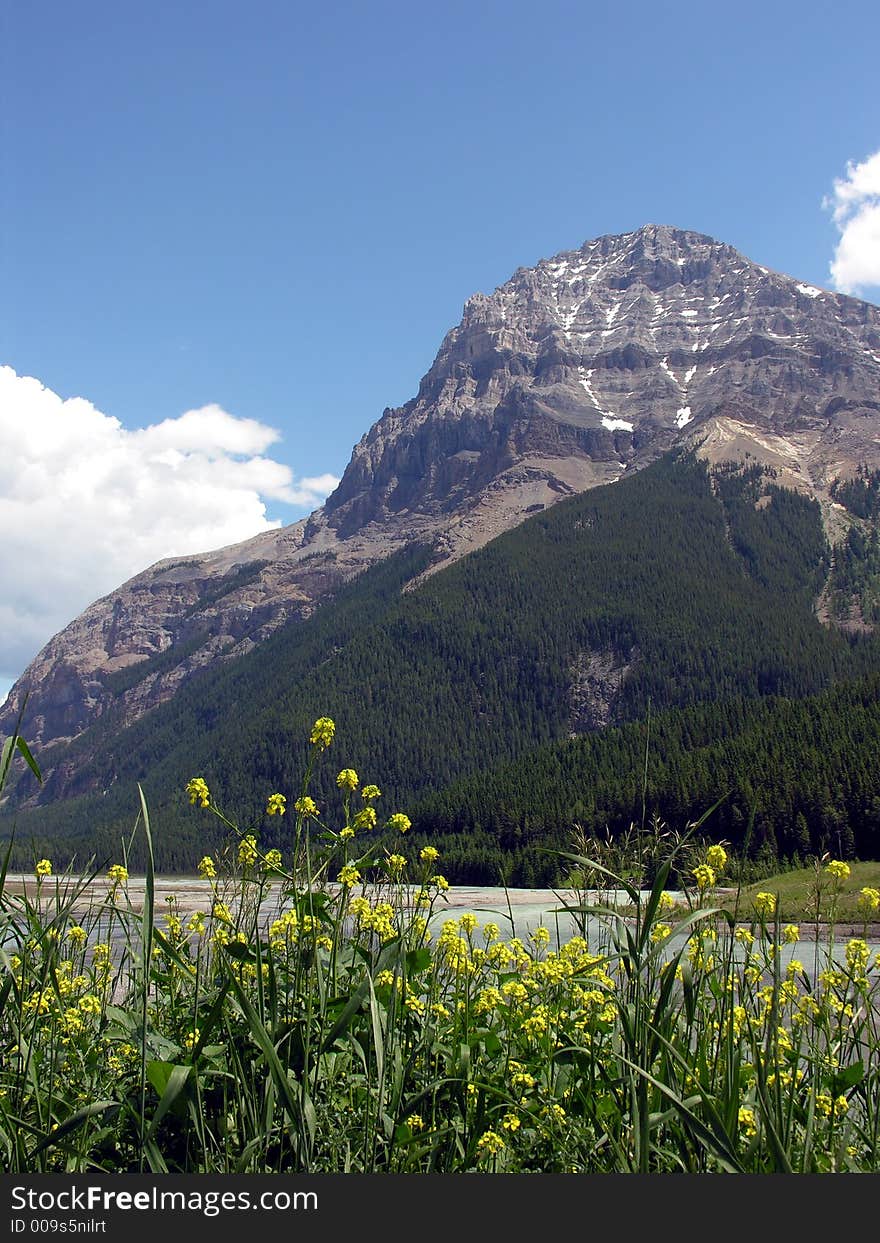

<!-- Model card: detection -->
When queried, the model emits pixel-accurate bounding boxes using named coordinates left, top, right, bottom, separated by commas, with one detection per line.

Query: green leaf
left=832, top=1062, right=864, bottom=1091
left=30, top=1101, right=118, bottom=1158
left=145, top=1063, right=192, bottom=1140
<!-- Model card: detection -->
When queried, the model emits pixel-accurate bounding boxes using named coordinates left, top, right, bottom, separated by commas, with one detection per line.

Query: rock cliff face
left=4, top=224, right=880, bottom=755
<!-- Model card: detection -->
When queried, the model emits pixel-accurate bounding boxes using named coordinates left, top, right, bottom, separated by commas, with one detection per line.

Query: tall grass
left=1, top=717, right=878, bottom=1173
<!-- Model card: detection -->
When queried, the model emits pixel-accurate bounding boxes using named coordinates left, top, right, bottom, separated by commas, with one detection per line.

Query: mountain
left=5, top=449, right=880, bottom=880
left=4, top=224, right=880, bottom=849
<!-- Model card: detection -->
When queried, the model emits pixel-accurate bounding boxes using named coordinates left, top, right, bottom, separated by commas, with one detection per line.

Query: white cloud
left=825, top=149, right=880, bottom=295
left=0, top=366, right=339, bottom=683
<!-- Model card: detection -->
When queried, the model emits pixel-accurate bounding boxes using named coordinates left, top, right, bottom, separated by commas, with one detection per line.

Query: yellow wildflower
left=476, top=1131, right=505, bottom=1157
left=846, top=938, right=869, bottom=977
left=857, top=887, right=880, bottom=915
left=294, top=795, right=319, bottom=817
left=692, top=863, right=716, bottom=891
left=753, top=892, right=777, bottom=918
left=35, top=859, right=52, bottom=879
left=186, top=777, right=210, bottom=808
left=825, top=859, right=851, bottom=881
left=361, top=784, right=382, bottom=801
left=263, top=848, right=282, bottom=871
left=338, top=864, right=361, bottom=887
left=352, top=807, right=377, bottom=832
left=419, top=845, right=440, bottom=865
left=336, top=769, right=359, bottom=791
left=387, top=812, right=412, bottom=834
left=107, top=864, right=128, bottom=885
left=738, top=1106, right=757, bottom=1139
left=706, top=844, right=728, bottom=873
left=238, top=835, right=259, bottom=867
left=309, top=717, right=336, bottom=749
left=198, top=855, right=216, bottom=879
left=266, top=792, right=286, bottom=816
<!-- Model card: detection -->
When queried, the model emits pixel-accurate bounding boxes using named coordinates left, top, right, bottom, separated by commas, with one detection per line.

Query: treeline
left=830, top=465, right=880, bottom=520
left=5, top=450, right=880, bottom=877
left=404, top=675, right=880, bottom=884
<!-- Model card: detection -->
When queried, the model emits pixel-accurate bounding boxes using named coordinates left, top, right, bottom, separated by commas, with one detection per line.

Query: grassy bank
left=1, top=719, right=879, bottom=1173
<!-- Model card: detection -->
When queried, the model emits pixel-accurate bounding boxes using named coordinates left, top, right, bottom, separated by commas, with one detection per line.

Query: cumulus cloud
left=0, top=366, right=339, bottom=688
left=825, top=149, right=880, bottom=295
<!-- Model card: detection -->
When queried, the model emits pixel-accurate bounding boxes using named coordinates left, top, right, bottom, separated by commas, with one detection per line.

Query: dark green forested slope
left=405, top=676, right=880, bottom=884
left=4, top=451, right=878, bottom=874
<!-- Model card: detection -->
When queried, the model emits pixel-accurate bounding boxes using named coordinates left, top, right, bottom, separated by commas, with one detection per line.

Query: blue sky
left=2, top=0, right=880, bottom=695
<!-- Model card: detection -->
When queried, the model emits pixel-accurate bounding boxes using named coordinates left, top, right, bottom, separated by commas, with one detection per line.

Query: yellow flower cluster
left=857, top=886, right=880, bottom=915
left=706, top=843, right=728, bottom=873
left=186, top=777, right=210, bottom=808
left=738, top=1106, right=757, bottom=1139
left=35, top=859, right=52, bottom=878
left=692, top=864, right=716, bottom=891
left=266, top=792, right=286, bottom=816
left=825, top=859, right=851, bottom=881
left=753, top=892, right=777, bottom=918
left=385, top=853, right=407, bottom=877
left=198, top=855, right=217, bottom=879
left=352, top=807, right=377, bottom=832
left=309, top=717, right=336, bottom=750
left=268, top=909, right=299, bottom=951
left=845, top=938, right=869, bottom=978
left=348, top=897, right=397, bottom=942
left=107, top=864, right=128, bottom=886
left=386, top=813, right=411, bottom=834
left=336, top=768, right=359, bottom=791
left=815, top=1093, right=849, bottom=1118
left=238, top=835, right=258, bottom=867
left=476, top=1131, right=505, bottom=1157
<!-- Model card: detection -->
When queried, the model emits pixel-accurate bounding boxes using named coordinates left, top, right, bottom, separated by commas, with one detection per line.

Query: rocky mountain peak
left=4, top=225, right=880, bottom=759
left=322, top=224, right=880, bottom=537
